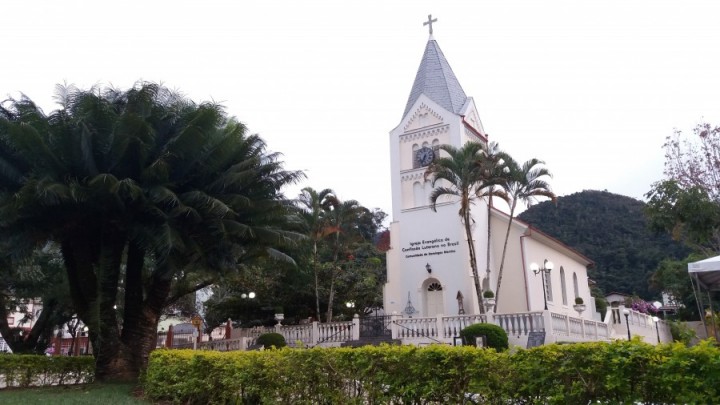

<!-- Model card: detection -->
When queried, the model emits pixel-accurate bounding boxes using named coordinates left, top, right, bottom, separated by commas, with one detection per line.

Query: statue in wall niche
left=457, top=291, right=465, bottom=314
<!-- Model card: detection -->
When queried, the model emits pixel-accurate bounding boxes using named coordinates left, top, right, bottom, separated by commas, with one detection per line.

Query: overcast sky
left=4, top=1, right=720, bottom=221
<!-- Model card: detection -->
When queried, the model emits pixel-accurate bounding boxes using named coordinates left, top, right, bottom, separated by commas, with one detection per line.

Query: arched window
left=545, top=270, right=553, bottom=303
left=560, top=267, right=568, bottom=305
left=573, top=273, right=579, bottom=298
left=412, top=144, right=419, bottom=169
left=427, top=282, right=443, bottom=291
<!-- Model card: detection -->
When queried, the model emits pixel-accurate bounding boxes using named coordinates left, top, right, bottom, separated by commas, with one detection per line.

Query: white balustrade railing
left=317, top=321, right=354, bottom=343
left=493, top=312, right=545, bottom=336
left=164, top=308, right=640, bottom=352
left=609, top=305, right=672, bottom=343
left=550, top=312, right=570, bottom=336
left=441, top=315, right=486, bottom=338
left=280, top=324, right=314, bottom=346
left=569, top=317, right=584, bottom=338
left=394, top=317, right=441, bottom=340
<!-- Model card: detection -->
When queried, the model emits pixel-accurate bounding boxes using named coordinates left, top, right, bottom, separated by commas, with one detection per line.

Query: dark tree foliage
left=518, top=190, right=689, bottom=299
left=0, top=83, right=303, bottom=381
left=0, top=245, right=75, bottom=354
left=203, top=203, right=387, bottom=328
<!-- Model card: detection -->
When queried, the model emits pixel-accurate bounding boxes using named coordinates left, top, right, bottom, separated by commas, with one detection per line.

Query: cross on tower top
left=423, top=14, right=437, bottom=35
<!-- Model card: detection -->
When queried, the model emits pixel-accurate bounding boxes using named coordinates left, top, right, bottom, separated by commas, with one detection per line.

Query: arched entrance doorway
left=423, top=279, right=445, bottom=317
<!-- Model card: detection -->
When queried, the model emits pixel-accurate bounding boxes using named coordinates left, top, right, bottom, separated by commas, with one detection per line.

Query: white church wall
left=489, top=212, right=528, bottom=314
left=384, top=201, right=479, bottom=317
left=522, top=236, right=594, bottom=320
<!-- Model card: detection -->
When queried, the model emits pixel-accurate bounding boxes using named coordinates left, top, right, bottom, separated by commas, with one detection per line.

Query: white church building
left=381, top=19, right=670, bottom=347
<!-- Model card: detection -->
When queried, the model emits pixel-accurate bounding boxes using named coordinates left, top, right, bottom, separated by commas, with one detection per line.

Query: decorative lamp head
left=544, top=259, right=554, bottom=272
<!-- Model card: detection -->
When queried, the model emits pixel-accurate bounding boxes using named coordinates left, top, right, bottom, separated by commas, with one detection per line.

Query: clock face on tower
left=416, top=147, right=435, bottom=167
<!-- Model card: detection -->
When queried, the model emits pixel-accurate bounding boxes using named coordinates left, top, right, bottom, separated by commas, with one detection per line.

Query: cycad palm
left=494, top=157, right=556, bottom=307
left=0, top=83, right=304, bottom=380
left=426, top=142, right=496, bottom=312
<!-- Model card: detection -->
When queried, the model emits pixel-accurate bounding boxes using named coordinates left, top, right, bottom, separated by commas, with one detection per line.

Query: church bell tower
left=384, top=16, right=493, bottom=317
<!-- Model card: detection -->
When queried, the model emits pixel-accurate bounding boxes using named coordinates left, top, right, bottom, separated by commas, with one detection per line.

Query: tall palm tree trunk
left=121, top=244, right=170, bottom=378
left=124, top=275, right=172, bottom=378
left=326, top=268, right=337, bottom=322
left=313, top=244, right=321, bottom=322
left=325, top=237, right=341, bottom=323
left=94, top=228, right=135, bottom=382
left=495, top=200, right=518, bottom=307
left=463, top=212, right=484, bottom=313
left=485, top=195, right=493, bottom=284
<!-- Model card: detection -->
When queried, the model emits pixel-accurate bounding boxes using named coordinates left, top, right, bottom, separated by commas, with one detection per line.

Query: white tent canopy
left=688, top=255, right=720, bottom=291
left=688, top=255, right=720, bottom=340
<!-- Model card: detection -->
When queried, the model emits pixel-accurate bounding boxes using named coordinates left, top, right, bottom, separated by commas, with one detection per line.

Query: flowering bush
left=630, top=299, right=659, bottom=315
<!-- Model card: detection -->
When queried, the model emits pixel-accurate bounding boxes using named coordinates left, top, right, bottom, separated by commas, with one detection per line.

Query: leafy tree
left=0, top=83, right=303, bottom=381
left=645, top=180, right=720, bottom=254
left=495, top=157, right=555, bottom=307
left=645, top=122, right=720, bottom=317
left=662, top=122, right=720, bottom=201
left=204, top=196, right=387, bottom=326
left=0, top=245, right=74, bottom=354
left=426, top=142, right=502, bottom=312
left=650, top=254, right=704, bottom=320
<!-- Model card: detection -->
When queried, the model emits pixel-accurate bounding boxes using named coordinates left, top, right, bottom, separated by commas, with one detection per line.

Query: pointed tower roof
left=403, top=39, right=468, bottom=118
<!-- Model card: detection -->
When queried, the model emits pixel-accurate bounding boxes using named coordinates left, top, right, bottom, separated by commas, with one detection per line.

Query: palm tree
left=494, top=157, right=556, bottom=307
left=425, top=142, right=498, bottom=312
left=297, top=187, right=335, bottom=321
left=323, top=196, right=367, bottom=322
left=0, top=83, right=304, bottom=381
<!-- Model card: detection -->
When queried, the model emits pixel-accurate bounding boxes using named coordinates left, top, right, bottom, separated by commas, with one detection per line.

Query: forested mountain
left=517, top=190, right=689, bottom=299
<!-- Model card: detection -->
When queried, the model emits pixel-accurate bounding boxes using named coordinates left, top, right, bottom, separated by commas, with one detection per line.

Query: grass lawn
left=0, top=383, right=151, bottom=404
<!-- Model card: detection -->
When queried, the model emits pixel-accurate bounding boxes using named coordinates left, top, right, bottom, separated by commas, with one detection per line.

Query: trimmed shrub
left=143, top=340, right=720, bottom=404
left=256, top=332, right=286, bottom=349
left=460, top=323, right=508, bottom=351
left=0, top=355, right=94, bottom=387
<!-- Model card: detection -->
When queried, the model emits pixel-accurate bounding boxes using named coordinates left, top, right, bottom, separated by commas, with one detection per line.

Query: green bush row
left=143, top=340, right=720, bottom=404
left=0, top=355, right=95, bottom=388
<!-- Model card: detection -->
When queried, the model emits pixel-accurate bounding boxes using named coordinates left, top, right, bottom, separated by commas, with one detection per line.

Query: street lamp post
left=531, top=259, right=554, bottom=310
left=623, top=308, right=631, bottom=341
left=653, top=316, right=660, bottom=344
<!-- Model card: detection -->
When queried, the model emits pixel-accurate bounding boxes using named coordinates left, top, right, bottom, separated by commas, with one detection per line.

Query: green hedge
left=0, top=355, right=95, bottom=387
left=143, top=340, right=720, bottom=404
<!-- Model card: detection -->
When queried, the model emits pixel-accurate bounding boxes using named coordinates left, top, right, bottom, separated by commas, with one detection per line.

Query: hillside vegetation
left=517, top=190, right=689, bottom=299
